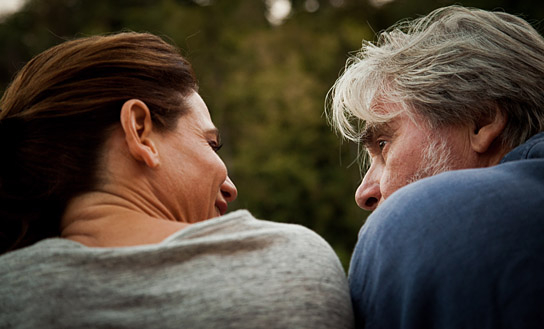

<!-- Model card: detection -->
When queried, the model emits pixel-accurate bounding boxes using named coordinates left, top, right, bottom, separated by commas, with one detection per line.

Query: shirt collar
left=501, top=131, right=544, bottom=164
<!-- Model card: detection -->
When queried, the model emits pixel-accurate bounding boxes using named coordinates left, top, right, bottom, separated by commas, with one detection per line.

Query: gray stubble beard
left=406, top=135, right=454, bottom=185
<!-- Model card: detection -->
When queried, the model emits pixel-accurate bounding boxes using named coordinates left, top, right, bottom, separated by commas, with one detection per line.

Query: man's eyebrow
left=359, top=123, right=389, bottom=148
left=360, top=125, right=376, bottom=147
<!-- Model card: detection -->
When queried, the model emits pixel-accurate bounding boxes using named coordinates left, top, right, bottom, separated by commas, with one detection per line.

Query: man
left=327, top=5, right=544, bottom=329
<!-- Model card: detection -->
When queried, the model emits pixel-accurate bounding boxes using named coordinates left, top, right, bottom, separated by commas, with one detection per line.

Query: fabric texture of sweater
left=1, top=209, right=354, bottom=329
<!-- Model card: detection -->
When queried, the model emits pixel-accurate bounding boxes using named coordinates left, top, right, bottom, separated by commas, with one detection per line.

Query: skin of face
left=152, top=92, right=237, bottom=222
left=355, top=103, right=479, bottom=211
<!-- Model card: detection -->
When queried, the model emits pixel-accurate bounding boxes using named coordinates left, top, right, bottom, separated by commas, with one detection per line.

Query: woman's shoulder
left=0, top=209, right=345, bottom=297
left=0, top=210, right=353, bottom=329
left=163, top=209, right=339, bottom=261
left=0, top=209, right=338, bottom=269
left=167, top=209, right=329, bottom=244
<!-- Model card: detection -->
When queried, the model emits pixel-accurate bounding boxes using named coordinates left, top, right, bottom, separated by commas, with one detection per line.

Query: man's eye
left=378, top=140, right=387, bottom=151
left=209, top=141, right=223, bottom=152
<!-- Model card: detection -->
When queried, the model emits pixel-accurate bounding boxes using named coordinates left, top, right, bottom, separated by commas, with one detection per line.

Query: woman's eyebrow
left=206, top=128, right=221, bottom=141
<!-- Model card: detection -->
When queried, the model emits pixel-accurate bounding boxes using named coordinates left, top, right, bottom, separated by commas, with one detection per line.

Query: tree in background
left=1, top=0, right=543, bottom=268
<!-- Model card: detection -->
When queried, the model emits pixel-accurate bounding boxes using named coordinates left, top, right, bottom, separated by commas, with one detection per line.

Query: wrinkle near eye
left=361, top=122, right=393, bottom=154
left=204, top=128, right=221, bottom=144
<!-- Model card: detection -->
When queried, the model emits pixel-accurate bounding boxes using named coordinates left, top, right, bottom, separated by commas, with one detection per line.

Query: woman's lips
left=215, top=200, right=227, bottom=216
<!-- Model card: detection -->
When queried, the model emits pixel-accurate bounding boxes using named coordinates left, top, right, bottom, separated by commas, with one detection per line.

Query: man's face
left=355, top=104, right=477, bottom=211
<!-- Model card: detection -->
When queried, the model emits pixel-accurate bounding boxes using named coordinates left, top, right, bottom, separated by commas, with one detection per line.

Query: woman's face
left=153, top=92, right=237, bottom=223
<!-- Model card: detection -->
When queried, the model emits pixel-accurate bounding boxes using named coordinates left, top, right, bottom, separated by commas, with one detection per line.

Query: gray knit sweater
left=0, top=210, right=354, bottom=328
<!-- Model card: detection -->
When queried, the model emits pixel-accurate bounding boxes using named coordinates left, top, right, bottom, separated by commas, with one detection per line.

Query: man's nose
left=355, top=166, right=382, bottom=211
left=221, top=176, right=238, bottom=203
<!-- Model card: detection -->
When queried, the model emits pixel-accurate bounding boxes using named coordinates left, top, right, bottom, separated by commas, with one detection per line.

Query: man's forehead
left=359, top=100, right=411, bottom=143
left=364, top=121, right=391, bottom=132
left=366, top=98, right=408, bottom=118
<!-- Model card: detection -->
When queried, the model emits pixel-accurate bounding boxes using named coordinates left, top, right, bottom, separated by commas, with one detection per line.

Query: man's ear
left=470, top=109, right=508, bottom=154
left=120, top=99, right=160, bottom=168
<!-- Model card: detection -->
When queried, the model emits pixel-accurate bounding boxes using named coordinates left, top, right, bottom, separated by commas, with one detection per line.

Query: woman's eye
left=378, top=140, right=387, bottom=151
left=209, top=141, right=223, bottom=152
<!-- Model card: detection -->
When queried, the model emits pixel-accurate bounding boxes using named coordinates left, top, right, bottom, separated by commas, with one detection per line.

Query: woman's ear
left=470, top=109, right=508, bottom=154
left=120, top=99, right=160, bottom=168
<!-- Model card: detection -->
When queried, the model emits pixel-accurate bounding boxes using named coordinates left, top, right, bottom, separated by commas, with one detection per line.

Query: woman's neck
left=60, top=191, right=188, bottom=248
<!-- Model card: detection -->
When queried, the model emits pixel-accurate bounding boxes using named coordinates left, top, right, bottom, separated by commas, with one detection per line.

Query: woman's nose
left=221, top=176, right=238, bottom=203
left=355, top=166, right=382, bottom=211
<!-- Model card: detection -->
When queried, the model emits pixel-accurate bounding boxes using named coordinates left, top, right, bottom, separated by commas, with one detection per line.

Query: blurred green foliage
left=1, top=0, right=543, bottom=269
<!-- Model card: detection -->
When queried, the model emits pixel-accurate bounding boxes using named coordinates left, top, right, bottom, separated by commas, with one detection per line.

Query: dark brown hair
left=0, top=32, right=197, bottom=253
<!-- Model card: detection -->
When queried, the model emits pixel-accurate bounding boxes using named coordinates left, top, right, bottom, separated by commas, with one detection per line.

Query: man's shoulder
left=386, top=161, right=535, bottom=211
left=369, top=167, right=494, bottom=222
left=364, top=160, right=543, bottom=235
left=350, top=147, right=544, bottom=329
left=411, top=163, right=508, bottom=193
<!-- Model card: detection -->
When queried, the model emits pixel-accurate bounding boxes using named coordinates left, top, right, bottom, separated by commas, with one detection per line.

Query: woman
left=0, top=32, right=353, bottom=328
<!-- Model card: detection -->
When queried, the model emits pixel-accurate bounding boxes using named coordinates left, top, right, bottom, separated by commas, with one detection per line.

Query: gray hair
left=327, top=5, right=544, bottom=149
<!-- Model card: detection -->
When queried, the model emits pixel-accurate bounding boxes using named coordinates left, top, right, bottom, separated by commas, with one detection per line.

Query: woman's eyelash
left=209, top=141, right=223, bottom=152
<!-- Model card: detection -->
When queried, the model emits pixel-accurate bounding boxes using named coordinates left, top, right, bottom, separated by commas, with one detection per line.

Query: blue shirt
left=349, top=132, right=544, bottom=329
